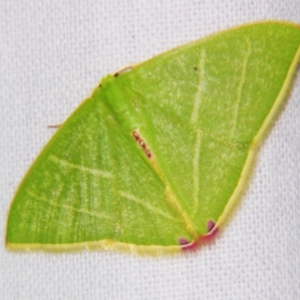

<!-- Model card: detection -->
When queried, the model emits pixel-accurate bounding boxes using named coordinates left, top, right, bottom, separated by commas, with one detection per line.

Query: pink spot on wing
left=201, top=224, right=219, bottom=242
left=132, top=130, right=152, bottom=158
left=207, top=220, right=215, bottom=232
left=181, top=220, right=219, bottom=251
left=178, top=238, right=190, bottom=245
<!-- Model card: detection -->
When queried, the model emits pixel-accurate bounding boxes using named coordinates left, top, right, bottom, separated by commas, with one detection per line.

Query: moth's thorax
left=99, top=74, right=142, bottom=133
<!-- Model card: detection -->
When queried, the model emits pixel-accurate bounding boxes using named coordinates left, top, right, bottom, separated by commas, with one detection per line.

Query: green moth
left=6, top=21, right=300, bottom=254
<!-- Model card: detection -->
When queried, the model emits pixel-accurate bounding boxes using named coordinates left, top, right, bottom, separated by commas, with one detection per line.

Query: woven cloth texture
left=1, top=1, right=300, bottom=299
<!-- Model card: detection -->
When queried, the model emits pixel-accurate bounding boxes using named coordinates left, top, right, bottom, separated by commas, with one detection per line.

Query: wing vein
left=28, top=192, right=113, bottom=221
left=119, top=191, right=177, bottom=222
left=49, top=154, right=113, bottom=178
left=192, top=130, right=202, bottom=215
left=190, top=48, right=206, bottom=124
left=231, top=38, right=251, bottom=137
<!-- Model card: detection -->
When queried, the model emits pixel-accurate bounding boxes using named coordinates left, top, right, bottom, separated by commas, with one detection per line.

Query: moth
left=6, top=21, right=300, bottom=254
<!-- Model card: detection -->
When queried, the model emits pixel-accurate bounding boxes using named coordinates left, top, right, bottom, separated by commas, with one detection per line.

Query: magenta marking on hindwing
left=180, top=220, right=219, bottom=251
left=132, top=130, right=152, bottom=158
left=207, top=220, right=215, bottom=232
left=178, top=238, right=190, bottom=245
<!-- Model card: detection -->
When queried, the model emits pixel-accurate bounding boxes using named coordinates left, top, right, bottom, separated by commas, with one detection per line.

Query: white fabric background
left=1, top=1, right=300, bottom=299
